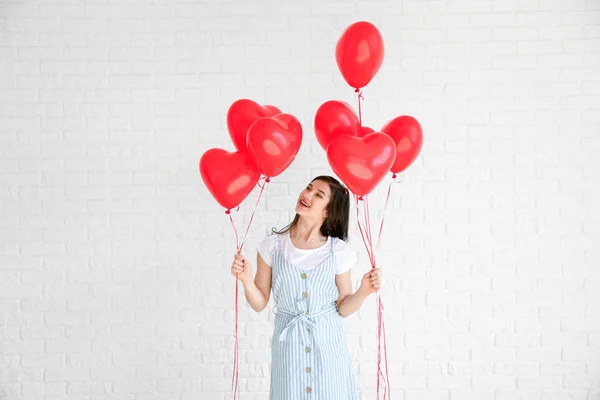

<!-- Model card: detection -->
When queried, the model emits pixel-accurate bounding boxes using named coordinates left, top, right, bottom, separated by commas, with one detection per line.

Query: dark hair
left=272, top=175, right=350, bottom=241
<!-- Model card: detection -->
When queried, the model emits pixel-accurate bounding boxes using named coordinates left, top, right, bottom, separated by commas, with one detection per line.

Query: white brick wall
left=1, top=0, right=599, bottom=399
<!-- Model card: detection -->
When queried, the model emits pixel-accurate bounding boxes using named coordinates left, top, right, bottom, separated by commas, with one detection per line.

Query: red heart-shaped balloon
left=199, top=148, right=260, bottom=210
left=381, top=116, right=423, bottom=174
left=326, top=132, right=397, bottom=197
left=264, top=105, right=282, bottom=116
left=227, top=99, right=281, bottom=151
left=314, top=100, right=360, bottom=150
left=273, top=113, right=303, bottom=138
left=247, top=114, right=303, bottom=178
left=336, top=21, right=385, bottom=90
left=359, top=126, right=375, bottom=137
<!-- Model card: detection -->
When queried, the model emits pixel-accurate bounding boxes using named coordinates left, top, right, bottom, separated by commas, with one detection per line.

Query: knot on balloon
left=265, top=177, right=271, bottom=183
left=354, top=88, right=360, bottom=93
left=357, top=196, right=364, bottom=201
left=225, top=209, right=231, bottom=215
left=392, top=173, right=397, bottom=179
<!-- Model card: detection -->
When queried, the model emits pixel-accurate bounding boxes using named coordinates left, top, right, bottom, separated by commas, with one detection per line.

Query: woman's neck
left=291, top=217, right=326, bottom=244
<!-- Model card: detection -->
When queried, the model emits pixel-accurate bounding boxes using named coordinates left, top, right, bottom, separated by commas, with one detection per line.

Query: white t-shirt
left=257, top=231, right=357, bottom=275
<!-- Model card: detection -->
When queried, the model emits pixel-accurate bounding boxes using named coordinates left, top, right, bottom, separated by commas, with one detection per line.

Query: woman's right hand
left=231, top=253, right=252, bottom=283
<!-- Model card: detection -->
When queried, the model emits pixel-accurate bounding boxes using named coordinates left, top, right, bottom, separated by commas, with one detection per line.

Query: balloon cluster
left=317, top=21, right=424, bottom=400
left=317, top=21, right=423, bottom=197
left=199, top=100, right=302, bottom=211
left=198, top=101, right=303, bottom=400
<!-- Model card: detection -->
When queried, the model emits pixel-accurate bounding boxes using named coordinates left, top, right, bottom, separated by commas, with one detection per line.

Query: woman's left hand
left=359, top=268, right=381, bottom=296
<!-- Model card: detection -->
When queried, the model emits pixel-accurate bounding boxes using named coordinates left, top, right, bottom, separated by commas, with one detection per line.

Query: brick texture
left=1, top=0, right=599, bottom=399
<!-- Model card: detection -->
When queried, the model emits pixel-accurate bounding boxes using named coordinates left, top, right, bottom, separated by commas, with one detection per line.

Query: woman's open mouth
left=299, top=199, right=310, bottom=208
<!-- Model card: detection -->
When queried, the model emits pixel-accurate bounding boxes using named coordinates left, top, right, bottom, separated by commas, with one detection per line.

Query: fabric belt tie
left=276, top=302, right=338, bottom=345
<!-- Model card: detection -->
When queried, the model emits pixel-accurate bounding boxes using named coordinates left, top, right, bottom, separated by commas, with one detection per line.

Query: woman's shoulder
left=256, top=231, right=282, bottom=264
left=330, top=236, right=351, bottom=252
left=330, top=236, right=357, bottom=273
left=260, top=231, right=281, bottom=245
left=257, top=231, right=281, bottom=251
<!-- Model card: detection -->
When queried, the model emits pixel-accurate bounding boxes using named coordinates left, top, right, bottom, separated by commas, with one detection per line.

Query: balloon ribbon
left=354, top=174, right=399, bottom=400
left=227, top=176, right=269, bottom=399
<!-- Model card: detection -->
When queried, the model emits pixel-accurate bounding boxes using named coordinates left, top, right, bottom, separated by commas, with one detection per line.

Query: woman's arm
left=336, top=268, right=381, bottom=318
left=240, top=253, right=272, bottom=312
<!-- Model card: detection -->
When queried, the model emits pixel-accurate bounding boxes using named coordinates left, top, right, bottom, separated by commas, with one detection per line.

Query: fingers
left=368, top=269, right=381, bottom=280
left=231, top=266, right=247, bottom=280
left=232, top=254, right=245, bottom=275
left=368, top=268, right=381, bottom=289
left=232, top=264, right=244, bottom=274
left=233, top=253, right=246, bottom=268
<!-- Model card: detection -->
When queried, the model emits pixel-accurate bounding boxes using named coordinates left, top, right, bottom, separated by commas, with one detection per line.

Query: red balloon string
left=356, top=89, right=364, bottom=127
left=365, top=196, right=374, bottom=262
left=354, top=194, right=374, bottom=265
left=353, top=78, right=395, bottom=400
left=377, top=294, right=382, bottom=396
left=376, top=176, right=396, bottom=400
left=354, top=192, right=392, bottom=400
left=382, top=306, right=391, bottom=399
left=228, top=175, right=268, bottom=253
left=375, top=174, right=401, bottom=253
left=376, top=293, right=390, bottom=399
left=232, top=281, right=239, bottom=399
left=227, top=212, right=239, bottom=250
left=228, top=175, right=269, bottom=400
left=238, top=177, right=268, bottom=253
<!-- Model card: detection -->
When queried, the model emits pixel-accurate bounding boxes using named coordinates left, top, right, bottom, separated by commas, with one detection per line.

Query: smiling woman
left=230, top=175, right=382, bottom=399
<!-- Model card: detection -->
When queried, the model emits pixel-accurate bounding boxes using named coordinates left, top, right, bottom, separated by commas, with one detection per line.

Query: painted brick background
left=1, top=0, right=599, bottom=399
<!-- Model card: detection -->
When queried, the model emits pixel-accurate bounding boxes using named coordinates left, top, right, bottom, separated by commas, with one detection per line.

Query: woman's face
left=295, top=179, right=331, bottom=220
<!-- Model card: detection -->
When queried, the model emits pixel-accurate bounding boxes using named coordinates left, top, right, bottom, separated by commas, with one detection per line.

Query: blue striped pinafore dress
left=270, top=234, right=359, bottom=399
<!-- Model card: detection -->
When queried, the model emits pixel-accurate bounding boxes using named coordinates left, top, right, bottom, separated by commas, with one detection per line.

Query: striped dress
left=269, top=234, right=359, bottom=399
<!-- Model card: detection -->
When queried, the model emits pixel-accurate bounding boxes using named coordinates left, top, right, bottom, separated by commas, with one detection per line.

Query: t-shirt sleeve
left=334, top=240, right=357, bottom=275
left=256, top=234, right=277, bottom=267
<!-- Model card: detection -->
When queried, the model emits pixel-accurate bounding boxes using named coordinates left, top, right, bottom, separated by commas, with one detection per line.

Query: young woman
left=231, top=175, right=381, bottom=399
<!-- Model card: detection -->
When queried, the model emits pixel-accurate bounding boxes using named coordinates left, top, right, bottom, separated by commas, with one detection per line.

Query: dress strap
left=330, top=236, right=336, bottom=266
left=275, top=232, right=282, bottom=251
